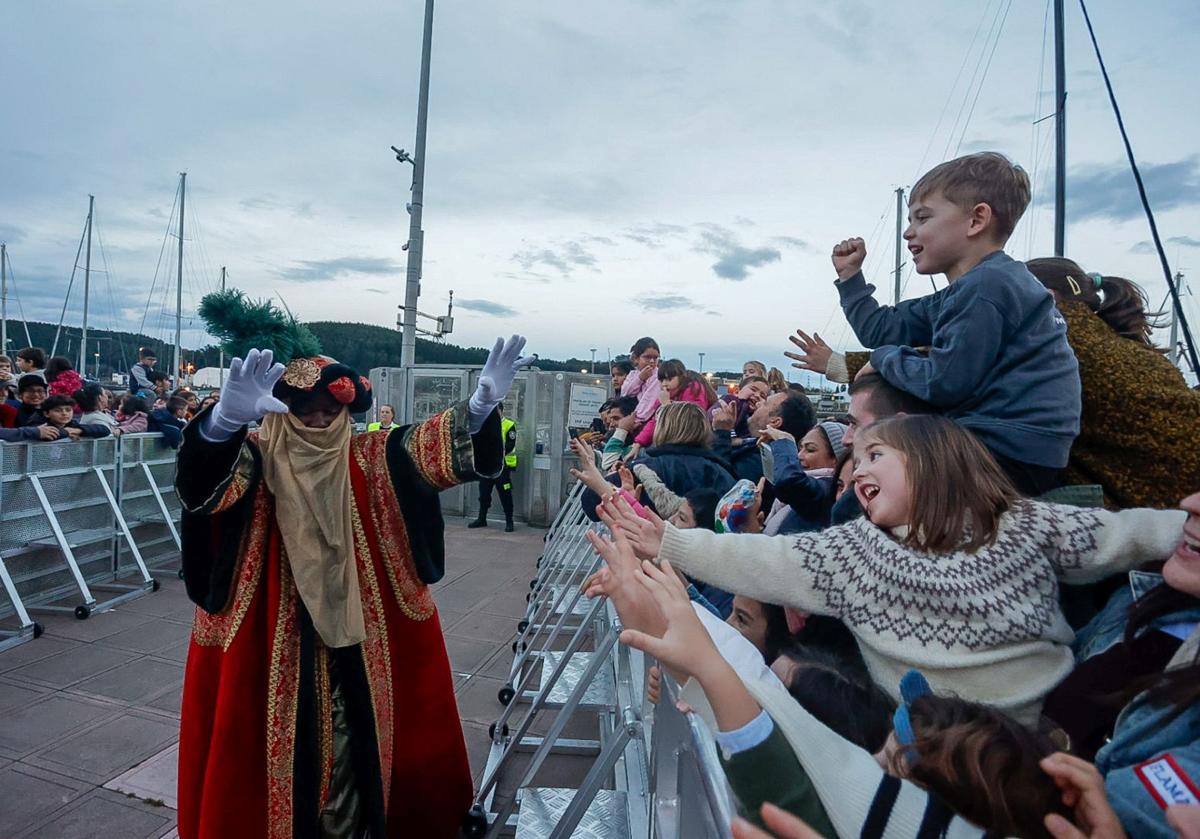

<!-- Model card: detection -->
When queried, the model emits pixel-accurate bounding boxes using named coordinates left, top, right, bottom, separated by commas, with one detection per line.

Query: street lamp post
left=698, top=352, right=705, bottom=374
left=589, top=348, right=597, bottom=374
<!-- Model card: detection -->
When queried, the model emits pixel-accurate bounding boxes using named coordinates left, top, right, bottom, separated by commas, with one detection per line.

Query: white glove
left=200, top=349, right=289, bottom=442
left=468, top=335, right=535, bottom=434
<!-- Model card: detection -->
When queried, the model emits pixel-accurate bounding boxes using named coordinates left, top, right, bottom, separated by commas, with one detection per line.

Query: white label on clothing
left=1135, top=755, right=1200, bottom=809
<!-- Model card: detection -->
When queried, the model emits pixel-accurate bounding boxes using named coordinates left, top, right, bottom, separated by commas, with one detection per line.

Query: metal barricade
left=649, top=675, right=738, bottom=839
left=465, top=478, right=747, bottom=839
left=115, top=433, right=182, bottom=573
left=0, top=437, right=157, bottom=626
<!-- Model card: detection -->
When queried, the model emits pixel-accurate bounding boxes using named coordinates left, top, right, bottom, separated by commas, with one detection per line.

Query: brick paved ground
left=0, top=519, right=555, bottom=838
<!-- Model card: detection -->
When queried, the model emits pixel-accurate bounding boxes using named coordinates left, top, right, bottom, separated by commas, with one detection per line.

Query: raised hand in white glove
left=200, top=349, right=289, bottom=442
left=468, top=335, right=535, bottom=434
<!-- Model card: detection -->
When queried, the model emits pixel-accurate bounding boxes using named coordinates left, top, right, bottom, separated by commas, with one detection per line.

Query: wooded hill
left=6, top=320, right=613, bottom=377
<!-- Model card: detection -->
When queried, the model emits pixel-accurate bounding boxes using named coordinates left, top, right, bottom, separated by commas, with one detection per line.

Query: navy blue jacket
left=838, top=251, right=1080, bottom=468
left=582, top=443, right=737, bottom=522
left=712, top=433, right=764, bottom=484
left=149, top=408, right=186, bottom=449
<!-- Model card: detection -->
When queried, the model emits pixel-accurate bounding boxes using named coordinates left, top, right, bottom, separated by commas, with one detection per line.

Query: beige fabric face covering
left=260, top=410, right=366, bottom=648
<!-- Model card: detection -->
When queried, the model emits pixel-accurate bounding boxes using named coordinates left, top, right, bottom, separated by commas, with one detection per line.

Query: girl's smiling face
left=853, top=441, right=911, bottom=530
left=1165, top=492, right=1200, bottom=597
left=799, top=427, right=837, bottom=471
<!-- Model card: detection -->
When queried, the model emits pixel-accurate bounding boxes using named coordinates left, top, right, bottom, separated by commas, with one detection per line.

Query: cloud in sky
left=693, top=224, right=781, bottom=281
left=511, top=240, right=598, bottom=276
left=1056, top=157, right=1200, bottom=223
left=277, top=256, right=402, bottom=282
left=1, top=1, right=1197, bottom=368
left=633, top=293, right=703, bottom=312
left=455, top=298, right=517, bottom=317
left=622, top=223, right=689, bottom=249
left=1132, top=235, right=1200, bottom=255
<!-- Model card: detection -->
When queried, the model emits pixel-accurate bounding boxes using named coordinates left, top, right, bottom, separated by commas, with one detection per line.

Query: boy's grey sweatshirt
left=837, top=250, right=1080, bottom=468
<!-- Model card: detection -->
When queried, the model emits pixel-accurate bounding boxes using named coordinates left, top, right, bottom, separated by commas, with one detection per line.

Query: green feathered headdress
left=198, top=288, right=322, bottom=362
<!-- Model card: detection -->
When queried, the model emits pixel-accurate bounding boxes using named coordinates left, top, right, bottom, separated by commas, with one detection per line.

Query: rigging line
left=139, top=181, right=180, bottom=337
left=954, top=0, right=1014, bottom=155
left=1026, top=0, right=1054, bottom=258
left=94, top=220, right=132, bottom=374
left=2, top=253, right=37, bottom=348
left=52, top=217, right=89, bottom=358
left=942, top=0, right=1008, bottom=162
left=1077, top=0, right=1200, bottom=374
left=910, top=0, right=1000, bottom=184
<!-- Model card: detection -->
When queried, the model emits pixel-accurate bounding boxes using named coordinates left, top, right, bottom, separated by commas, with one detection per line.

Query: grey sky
left=3, top=0, right=1199, bottom=373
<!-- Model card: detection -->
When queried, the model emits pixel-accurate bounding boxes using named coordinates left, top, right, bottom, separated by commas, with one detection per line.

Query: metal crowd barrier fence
left=465, top=480, right=740, bottom=839
left=0, top=433, right=181, bottom=652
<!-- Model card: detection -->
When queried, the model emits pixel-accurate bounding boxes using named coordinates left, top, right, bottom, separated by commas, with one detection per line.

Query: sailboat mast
left=1053, top=0, right=1067, bottom=257
left=175, top=173, right=186, bottom=387
left=1, top=243, right=7, bottom=359
left=1169, top=272, right=1185, bottom=367
left=80, top=195, right=94, bottom=373
left=218, top=266, right=226, bottom=388
left=893, top=187, right=905, bottom=305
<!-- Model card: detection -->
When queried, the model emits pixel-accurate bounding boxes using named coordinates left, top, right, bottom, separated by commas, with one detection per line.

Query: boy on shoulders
left=833, top=151, right=1080, bottom=495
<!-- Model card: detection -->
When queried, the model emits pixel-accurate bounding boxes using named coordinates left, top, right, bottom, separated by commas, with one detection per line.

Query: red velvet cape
left=175, top=405, right=500, bottom=839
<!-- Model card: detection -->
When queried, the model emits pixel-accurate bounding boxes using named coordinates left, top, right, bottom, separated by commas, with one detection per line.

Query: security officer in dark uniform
left=469, top=403, right=518, bottom=531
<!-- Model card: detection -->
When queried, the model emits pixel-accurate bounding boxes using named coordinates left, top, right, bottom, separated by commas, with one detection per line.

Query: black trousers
left=478, top=465, right=514, bottom=519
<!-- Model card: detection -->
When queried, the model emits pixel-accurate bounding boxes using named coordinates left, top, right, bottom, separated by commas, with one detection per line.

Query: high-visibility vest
left=501, top=417, right=517, bottom=469
left=367, top=421, right=399, bottom=432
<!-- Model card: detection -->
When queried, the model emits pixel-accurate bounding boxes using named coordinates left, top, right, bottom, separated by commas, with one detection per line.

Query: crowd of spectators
left=0, top=348, right=213, bottom=449
left=571, top=152, right=1200, bottom=838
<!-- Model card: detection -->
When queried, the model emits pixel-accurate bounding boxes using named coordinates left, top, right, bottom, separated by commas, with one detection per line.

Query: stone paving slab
left=0, top=518, right=552, bottom=837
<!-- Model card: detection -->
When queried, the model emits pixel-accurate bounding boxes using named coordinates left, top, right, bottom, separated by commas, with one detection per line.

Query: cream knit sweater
left=659, top=501, right=1185, bottom=724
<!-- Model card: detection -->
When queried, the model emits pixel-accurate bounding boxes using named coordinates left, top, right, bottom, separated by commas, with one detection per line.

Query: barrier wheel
left=488, top=721, right=509, bottom=740
left=177, top=568, right=185, bottom=580
left=529, top=578, right=538, bottom=589
left=32, top=622, right=44, bottom=639
left=525, top=592, right=532, bottom=603
left=497, top=685, right=516, bottom=705
left=517, top=619, right=529, bottom=633
left=74, top=605, right=91, bottom=620
left=151, top=578, right=162, bottom=592
left=462, top=805, right=489, bottom=838
left=511, top=640, right=526, bottom=654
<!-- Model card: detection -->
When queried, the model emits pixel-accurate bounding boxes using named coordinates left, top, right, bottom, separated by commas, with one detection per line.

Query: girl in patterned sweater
left=600, top=414, right=1186, bottom=725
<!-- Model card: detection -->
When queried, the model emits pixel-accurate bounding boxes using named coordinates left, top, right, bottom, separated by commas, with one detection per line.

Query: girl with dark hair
left=1043, top=490, right=1200, bottom=838
left=1026, top=257, right=1200, bottom=508
left=602, top=414, right=1186, bottom=725
left=75, top=383, right=118, bottom=430
left=45, top=356, right=84, bottom=399
left=116, top=394, right=150, bottom=433
left=618, top=337, right=662, bottom=425
left=632, top=359, right=717, bottom=450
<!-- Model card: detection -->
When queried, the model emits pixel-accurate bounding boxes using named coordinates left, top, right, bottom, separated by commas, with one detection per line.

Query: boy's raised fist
left=831, top=237, right=867, bottom=280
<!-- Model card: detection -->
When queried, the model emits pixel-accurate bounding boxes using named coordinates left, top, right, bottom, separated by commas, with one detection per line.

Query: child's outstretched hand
left=1040, top=753, right=1128, bottom=839
left=785, top=330, right=833, bottom=375
left=831, top=237, right=866, bottom=280
left=619, top=560, right=722, bottom=682
left=732, top=804, right=825, bottom=839
left=597, top=494, right=666, bottom=560
left=584, top=528, right=666, bottom=637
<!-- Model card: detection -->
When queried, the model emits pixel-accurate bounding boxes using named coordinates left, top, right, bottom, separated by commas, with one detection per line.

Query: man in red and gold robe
left=175, top=337, right=530, bottom=839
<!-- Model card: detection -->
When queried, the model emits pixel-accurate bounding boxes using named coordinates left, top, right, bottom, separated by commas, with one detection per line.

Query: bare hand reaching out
left=785, top=330, right=833, bottom=375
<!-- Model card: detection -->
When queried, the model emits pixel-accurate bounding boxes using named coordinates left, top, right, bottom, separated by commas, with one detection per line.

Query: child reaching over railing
left=603, top=546, right=1075, bottom=837
left=596, top=414, right=1187, bottom=725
